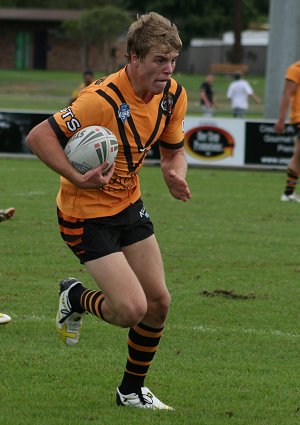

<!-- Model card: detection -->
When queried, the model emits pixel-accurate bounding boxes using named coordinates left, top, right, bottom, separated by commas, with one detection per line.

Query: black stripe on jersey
left=159, top=139, right=184, bottom=150
left=164, top=82, right=183, bottom=129
left=48, top=116, right=69, bottom=147
left=107, top=83, right=144, bottom=152
left=108, top=82, right=167, bottom=153
left=96, top=89, right=135, bottom=172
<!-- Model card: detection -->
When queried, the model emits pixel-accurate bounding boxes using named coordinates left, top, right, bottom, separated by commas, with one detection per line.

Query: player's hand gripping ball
left=64, top=125, right=118, bottom=174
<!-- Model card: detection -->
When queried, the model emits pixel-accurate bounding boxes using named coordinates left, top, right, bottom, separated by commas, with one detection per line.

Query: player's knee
left=117, top=299, right=147, bottom=327
left=148, top=290, right=171, bottom=323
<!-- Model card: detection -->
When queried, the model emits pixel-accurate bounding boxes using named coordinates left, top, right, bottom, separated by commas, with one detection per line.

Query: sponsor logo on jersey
left=139, top=206, right=150, bottom=219
left=60, top=107, right=81, bottom=132
left=118, top=103, right=131, bottom=123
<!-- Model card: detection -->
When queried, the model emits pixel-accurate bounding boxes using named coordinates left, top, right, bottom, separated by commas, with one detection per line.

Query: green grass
left=0, top=158, right=299, bottom=424
left=0, top=69, right=265, bottom=116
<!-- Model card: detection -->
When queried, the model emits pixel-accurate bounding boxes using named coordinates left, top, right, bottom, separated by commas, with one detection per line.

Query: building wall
left=0, top=18, right=266, bottom=75
left=0, top=21, right=127, bottom=72
left=0, top=26, right=16, bottom=69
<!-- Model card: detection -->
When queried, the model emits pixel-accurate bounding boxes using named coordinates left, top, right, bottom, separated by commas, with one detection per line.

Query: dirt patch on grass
left=200, top=289, right=256, bottom=300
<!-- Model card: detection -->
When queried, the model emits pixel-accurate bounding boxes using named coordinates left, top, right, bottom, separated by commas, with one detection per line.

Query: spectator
left=200, top=73, right=216, bottom=117
left=227, top=72, right=261, bottom=118
left=69, top=69, right=94, bottom=104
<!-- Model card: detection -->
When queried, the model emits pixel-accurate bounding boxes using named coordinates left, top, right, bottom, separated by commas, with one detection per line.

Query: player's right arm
left=26, top=119, right=114, bottom=189
left=275, top=79, right=297, bottom=133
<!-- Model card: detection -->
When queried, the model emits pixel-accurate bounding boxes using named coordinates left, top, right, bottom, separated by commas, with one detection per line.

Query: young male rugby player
left=275, top=60, right=300, bottom=202
left=27, top=12, right=191, bottom=410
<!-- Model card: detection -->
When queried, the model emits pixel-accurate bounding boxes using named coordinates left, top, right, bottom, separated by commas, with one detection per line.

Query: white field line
left=173, top=325, right=299, bottom=338
left=8, top=316, right=299, bottom=338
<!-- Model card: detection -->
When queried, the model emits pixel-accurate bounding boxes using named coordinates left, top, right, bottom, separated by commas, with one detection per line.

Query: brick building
left=0, top=8, right=127, bottom=72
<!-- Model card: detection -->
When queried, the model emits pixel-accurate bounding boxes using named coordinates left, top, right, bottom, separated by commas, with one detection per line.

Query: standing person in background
left=0, top=207, right=15, bottom=222
left=200, top=73, right=216, bottom=117
left=275, top=61, right=300, bottom=202
left=69, top=69, right=94, bottom=104
left=227, top=72, right=260, bottom=118
left=26, top=12, right=191, bottom=410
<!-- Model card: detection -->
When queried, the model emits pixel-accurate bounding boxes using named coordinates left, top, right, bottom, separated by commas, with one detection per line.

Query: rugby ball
left=64, top=125, right=118, bottom=174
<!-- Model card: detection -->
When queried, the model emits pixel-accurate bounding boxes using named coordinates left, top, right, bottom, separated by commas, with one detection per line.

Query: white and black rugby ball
left=64, top=125, right=118, bottom=174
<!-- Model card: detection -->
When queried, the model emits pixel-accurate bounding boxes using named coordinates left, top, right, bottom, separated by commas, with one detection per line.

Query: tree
left=231, top=0, right=243, bottom=63
left=122, top=0, right=269, bottom=50
left=1, top=0, right=125, bottom=8
left=64, top=6, right=132, bottom=72
left=3, top=0, right=270, bottom=64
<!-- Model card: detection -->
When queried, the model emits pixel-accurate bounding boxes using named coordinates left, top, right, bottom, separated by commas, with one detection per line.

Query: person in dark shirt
left=200, top=73, right=216, bottom=117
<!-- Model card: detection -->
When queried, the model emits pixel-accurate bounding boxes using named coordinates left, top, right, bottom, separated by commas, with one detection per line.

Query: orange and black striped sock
left=69, top=284, right=105, bottom=320
left=284, top=169, right=299, bottom=195
left=118, top=323, right=164, bottom=395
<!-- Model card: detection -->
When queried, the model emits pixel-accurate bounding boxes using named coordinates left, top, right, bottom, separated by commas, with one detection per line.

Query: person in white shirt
left=227, top=72, right=260, bottom=117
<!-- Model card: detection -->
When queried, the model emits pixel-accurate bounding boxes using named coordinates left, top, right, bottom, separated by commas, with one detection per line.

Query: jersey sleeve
left=286, top=62, right=300, bottom=84
left=48, top=90, right=112, bottom=144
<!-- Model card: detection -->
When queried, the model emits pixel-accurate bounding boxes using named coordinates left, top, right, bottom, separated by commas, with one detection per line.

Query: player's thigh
left=85, top=252, right=147, bottom=312
left=290, top=134, right=300, bottom=171
left=293, top=134, right=300, bottom=150
left=122, top=234, right=169, bottom=301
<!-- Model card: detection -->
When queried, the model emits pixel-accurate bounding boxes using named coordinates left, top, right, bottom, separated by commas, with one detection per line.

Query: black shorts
left=57, top=199, right=154, bottom=264
left=294, top=123, right=300, bottom=138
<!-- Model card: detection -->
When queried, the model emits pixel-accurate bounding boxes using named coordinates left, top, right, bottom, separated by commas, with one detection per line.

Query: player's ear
left=130, top=51, right=139, bottom=65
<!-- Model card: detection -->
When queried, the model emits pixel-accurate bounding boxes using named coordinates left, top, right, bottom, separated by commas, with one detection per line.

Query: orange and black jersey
left=49, top=66, right=187, bottom=218
left=285, top=61, right=300, bottom=124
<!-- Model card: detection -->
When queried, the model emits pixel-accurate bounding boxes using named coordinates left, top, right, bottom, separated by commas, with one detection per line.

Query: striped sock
left=118, top=323, right=164, bottom=394
left=284, top=169, right=299, bottom=195
left=69, top=285, right=105, bottom=320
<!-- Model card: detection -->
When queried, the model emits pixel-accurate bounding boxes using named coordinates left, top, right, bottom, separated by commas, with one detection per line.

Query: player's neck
left=125, top=65, right=154, bottom=103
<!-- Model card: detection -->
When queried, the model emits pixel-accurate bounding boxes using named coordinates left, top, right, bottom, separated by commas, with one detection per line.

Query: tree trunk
left=232, top=0, right=243, bottom=63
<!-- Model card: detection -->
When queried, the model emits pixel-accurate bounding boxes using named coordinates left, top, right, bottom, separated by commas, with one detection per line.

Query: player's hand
left=73, top=161, right=115, bottom=189
left=166, top=169, right=191, bottom=202
left=274, top=120, right=285, bottom=134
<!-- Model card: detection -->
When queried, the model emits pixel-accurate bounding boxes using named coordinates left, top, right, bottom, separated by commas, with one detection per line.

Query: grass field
left=0, top=69, right=265, bottom=117
left=0, top=158, right=299, bottom=425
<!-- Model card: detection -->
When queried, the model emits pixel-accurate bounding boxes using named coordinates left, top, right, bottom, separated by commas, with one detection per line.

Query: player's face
left=134, top=48, right=179, bottom=96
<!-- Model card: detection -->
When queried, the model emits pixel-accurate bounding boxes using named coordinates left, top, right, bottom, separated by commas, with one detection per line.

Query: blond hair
left=126, top=12, right=182, bottom=61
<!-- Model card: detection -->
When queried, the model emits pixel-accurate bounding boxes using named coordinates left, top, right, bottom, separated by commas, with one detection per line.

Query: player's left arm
left=158, top=83, right=191, bottom=202
left=159, top=145, right=191, bottom=202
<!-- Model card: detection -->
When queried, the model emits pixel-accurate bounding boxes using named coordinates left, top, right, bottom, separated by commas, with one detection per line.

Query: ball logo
left=184, top=126, right=235, bottom=160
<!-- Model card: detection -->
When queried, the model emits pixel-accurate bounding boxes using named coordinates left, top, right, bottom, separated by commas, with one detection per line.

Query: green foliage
left=1, top=0, right=125, bottom=8
left=76, top=6, right=132, bottom=44
left=2, top=0, right=270, bottom=46
left=1, top=160, right=299, bottom=425
left=62, top=6, right=132, bottom=72
left=122, top=0, right=270, bottom=44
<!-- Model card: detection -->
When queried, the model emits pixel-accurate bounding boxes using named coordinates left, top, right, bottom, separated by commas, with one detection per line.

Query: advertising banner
left=244, top=121, right=295, bottom=167
left=0, top=111, right=295, bottom=171
left=184, top=117, right=245, bottom=167
left=0, top=110, right=51, bottom=153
